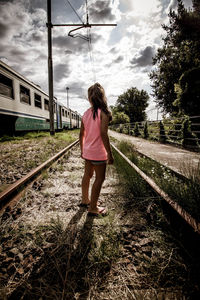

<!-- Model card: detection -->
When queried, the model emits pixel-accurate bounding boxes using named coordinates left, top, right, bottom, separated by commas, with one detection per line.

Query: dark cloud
left=53, top=31, right=101, bottom=53
left=109, top=46, right=117, bottom=54
left=0, top=22, right=9, bottom=38
left=89, top=0, right=115, bottom=22
left=63, top=81, right=86, bottom=97
left=65, top=50, right=73, bottom=55
left=113, top=55, right=123, bottom=63
left=53, top=35, right=87, bottom=52
left=10, top=48, right=27, bottom=59
left=31, top=32, right=43, bottom=42
left=54, top=63, right=70, bottom=82
left=130, top=46, right=155, bottom=68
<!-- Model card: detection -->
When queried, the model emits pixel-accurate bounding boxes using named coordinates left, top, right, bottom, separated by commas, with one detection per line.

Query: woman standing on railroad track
left=79, top=82, right=114, bottom=216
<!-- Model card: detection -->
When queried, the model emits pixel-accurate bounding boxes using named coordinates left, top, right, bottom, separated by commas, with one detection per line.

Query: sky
left=0, top=0, right=193, bottom=119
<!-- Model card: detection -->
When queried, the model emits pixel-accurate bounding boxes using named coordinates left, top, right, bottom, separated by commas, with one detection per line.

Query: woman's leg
left=81, top=160, right=94, bottom=204
left=88, top=163, right=106, bottom=213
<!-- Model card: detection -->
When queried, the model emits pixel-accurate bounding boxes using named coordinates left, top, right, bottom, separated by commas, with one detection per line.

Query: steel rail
left=111, top=143, right=200, bottom=235
left=0, top=139, right=79, bottom=206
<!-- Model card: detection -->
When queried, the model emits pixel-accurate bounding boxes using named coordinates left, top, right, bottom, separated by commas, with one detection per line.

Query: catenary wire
left=66, top=0, right=84, bottom=24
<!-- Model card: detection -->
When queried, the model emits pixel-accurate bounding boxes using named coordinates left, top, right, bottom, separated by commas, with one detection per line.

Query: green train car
left=0, top=60, right=81, bottom=135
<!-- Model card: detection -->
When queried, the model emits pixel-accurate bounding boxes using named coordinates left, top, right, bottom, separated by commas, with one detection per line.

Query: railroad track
left=112, top=143, right=200, bottom=236
left=1, top=141, right=200, bottom=298
left=1, top=138, right=199, bottom=235
left=0, top=139, right=79, bottom=212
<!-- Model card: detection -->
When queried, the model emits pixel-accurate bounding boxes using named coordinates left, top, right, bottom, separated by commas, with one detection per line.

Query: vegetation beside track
left=0, top=130, right=79, bottom=192
left=113, top=139, right=200, bottom=223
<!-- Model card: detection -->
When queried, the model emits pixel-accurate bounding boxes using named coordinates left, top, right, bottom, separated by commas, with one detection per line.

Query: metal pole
left=66, top=87, right=69, bottom=108
left=47, top=0, right=55, bottom=135
left=70, top=109, right=72, bottom=129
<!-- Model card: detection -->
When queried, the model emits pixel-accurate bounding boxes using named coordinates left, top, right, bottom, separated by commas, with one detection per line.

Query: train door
left=59, top=105, right=62, bottom=129
left=56, top=104, right=62, bottom=129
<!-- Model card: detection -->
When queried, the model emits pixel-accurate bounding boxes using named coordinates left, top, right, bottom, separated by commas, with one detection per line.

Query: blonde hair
left=88, top=83, right=112, bottom=121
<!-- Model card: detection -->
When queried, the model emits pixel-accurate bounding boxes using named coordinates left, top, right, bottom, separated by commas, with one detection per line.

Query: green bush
left=181, top=116, right=198, bottom=148
left=159, top=121, right=166, bottom=143
left=134, top=122, right=140, bottom=137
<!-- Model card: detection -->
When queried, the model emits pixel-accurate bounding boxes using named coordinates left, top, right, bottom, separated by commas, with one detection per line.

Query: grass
left=4, top=213, right=121, bottom=300
left=115, top=140, right=200, bottom=223
left=0, top=129, right=79, bottom=143
left=0, top=130, right=79, bottom=191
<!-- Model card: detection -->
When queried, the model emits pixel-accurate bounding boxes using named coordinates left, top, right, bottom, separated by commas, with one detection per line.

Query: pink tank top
left=82, top=108, right=107, bottom=160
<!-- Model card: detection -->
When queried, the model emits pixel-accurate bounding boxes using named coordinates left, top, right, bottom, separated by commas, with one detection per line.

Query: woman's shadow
left=61, top=208, right=95, bottom=299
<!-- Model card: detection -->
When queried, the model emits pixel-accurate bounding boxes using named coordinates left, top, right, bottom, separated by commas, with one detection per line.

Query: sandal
left=88, top=207, right=108, bottom=217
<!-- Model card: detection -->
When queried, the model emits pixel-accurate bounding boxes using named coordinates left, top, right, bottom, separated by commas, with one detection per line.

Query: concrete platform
left=109, top=130, right=200, bottom=179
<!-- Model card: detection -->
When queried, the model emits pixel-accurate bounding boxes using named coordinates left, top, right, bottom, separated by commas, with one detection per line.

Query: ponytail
left=88, top=83, right=112, bottom=121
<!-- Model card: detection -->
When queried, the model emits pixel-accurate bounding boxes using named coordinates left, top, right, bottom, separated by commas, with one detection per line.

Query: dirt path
left=0, top=146, right=198, bottom=299
left=109, top=130, right=200, bottom=178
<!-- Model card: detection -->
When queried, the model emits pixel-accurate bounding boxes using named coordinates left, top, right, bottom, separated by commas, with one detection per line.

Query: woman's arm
left=79, top=120, right=85, bottom=158
left=100, top=111, right=114, bottom=164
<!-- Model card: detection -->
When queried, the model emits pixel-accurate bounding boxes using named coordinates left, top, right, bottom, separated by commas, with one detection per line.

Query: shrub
left=181, top=116, right=198, bottom=149
left=134, top=122, right=140, bottom=137
left=159, top=121, right=166, bottom=143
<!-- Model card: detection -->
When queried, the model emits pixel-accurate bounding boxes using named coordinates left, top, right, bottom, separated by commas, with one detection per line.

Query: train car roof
left=0, top=60, right=49, bottom=98
left=0, top=60, right=82, bottom=117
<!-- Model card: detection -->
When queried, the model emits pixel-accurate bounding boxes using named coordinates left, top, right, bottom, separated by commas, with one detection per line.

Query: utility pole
left=66, top=87, right=69, bottom=108
left=46, top=0, right=117, bottom=134
left=47, top=0, right=54, bottom=135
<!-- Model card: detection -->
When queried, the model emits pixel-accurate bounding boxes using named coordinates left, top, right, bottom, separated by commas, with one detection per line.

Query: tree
left=115, top=87, right=149, bottom=123
left=111, top=111, right=130, bottom=124
left=174, top=67, right=200, bottom=116
left=150, top=0, right=200, bottom=116
left=143, top=121, right=149, bottom=139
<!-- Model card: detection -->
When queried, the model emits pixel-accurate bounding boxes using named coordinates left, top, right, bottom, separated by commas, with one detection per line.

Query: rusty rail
left=0, top=139, right=79, bottom=206
left=112, top=143, right=200, bottom=235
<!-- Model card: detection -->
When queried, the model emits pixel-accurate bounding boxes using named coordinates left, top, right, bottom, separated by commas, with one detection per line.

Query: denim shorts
left=87, top=159, right=107, bottom=165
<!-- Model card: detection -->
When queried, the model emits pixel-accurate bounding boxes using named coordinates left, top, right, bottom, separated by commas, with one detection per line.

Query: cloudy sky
left=0, top=0, right=193, bottom=119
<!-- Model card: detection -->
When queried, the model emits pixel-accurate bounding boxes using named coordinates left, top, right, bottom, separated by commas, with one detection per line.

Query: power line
left=66, top=0, right=84, bottom=24
left=87, top=28, right=96, bottom=82
left=85, top=0, right=96, bottom=82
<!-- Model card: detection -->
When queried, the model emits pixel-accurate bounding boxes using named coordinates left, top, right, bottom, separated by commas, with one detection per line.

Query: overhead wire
left=85, top=0, right=97, bottom=83
left=66, top=0, right=97, bottom=83
left=66, top=0, right=84, bottom=24
left=87, top=28, right=96, bottom=82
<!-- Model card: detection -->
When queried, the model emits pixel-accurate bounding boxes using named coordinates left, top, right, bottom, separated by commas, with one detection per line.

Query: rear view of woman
left=79, top=83, right=114, bottom=216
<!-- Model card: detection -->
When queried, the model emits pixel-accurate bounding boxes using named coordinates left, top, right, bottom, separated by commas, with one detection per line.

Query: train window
left=34, top=93, right=42, bottom=108
left=20, top=85, right=31, bottom=104
left=44, top=99, right=49, bottom=110
left=62, top=108, right=64, bottom=116
left=0, top=73, right=14, bottom=98
left=65, top=111, right=67, bottom=117
left=54, top=103, right=56, bottom=114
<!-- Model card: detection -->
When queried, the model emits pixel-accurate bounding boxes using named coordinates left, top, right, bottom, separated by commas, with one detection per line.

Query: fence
left=110, top=115, right=200, bottom=151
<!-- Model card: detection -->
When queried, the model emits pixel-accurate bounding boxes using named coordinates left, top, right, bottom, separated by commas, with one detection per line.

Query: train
left=0, top=60, right=82, bottom=135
